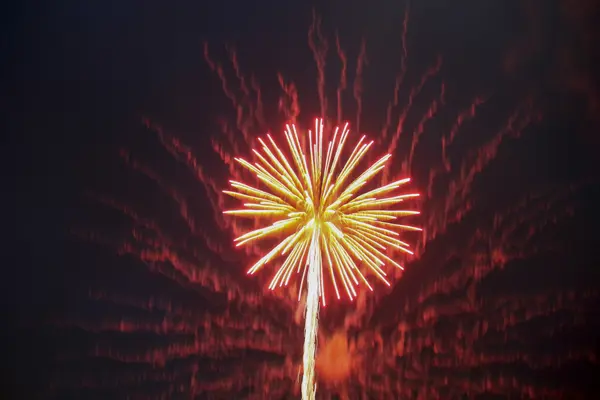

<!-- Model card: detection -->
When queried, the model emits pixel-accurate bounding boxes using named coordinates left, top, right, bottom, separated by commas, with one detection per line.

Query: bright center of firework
left=223, top=118, right=421, bottom=305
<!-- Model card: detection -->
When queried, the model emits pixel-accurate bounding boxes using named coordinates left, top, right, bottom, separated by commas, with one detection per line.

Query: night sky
left=5, top=0, right=600, bottom=398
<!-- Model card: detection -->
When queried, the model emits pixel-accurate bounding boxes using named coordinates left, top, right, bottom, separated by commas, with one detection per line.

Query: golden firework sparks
left=224, top=118, right=421, bottom=304
left=223, top=118, right=421, bottom=399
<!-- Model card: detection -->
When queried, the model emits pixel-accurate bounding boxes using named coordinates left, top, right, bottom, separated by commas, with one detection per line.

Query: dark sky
left=4, top=0, right=600, bottom=398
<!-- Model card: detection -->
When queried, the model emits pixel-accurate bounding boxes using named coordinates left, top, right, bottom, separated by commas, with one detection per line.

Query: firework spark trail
left=118, top=149, right=200, bottom=235
left=203, top=43, right=237, bottom=107
left=308, top=11, right=329, bottom=119
left=386, top=55, right=443, bottom=156
left=383, top=56, right=442, bottom=183
left=446, top=106, right=532, bottom=215
left=211, top=118, right=251, bottom=183
left=335, top=33, right=348, bottom=126
left=80, top=238, right=289, bottom=340
left=204, top=43, right=253, bottom=149
left=422, top=105, right=533, bottom=242
left=117, top=238, right=214, bottom=292
left=411, top=186, right=581, bottom=308
left=399, top=207, right=589, bottom=379
left=205, top=45, right=272, bottom=239
left=353, top=39, right=367, bottom=134
left=84, top=288, right=282, bottom=338
left=143, top=119, right=223, bottom=213
left=493, top=186, right=576, bottom=236
left=441, top=96, right=487, bottom=171
left=251, top=75, right=266, bottom=129
left=397, top=3, right=409, bottom=105
left=143, top=120, right=264, bottom=257
left=227, top=47, right=251, bottom=98
left=381, top=3, right=410, bottom=142
left=203, top=42, right=240, bottom=147
left=368, top=188, right=591, bottom=399
left=211, top=135, right=239, bottom=177
left=77, top=302, right=291, bottom=368
left=227, top=46, right=260, bottom=142
left=277, top=73, right=301, bottom=124
left=491, top=183, right=584, bottom=255
left=154, top=131, right=250, bottom=241
left=82, top=193, right=223, bottom=263
left=83, top=213, right=240, bottom=299
left=88, top=194, right=158, bottom=231
left=405, top=82, right=445, bottom=175
left=426, top=97, right=487, bottom=198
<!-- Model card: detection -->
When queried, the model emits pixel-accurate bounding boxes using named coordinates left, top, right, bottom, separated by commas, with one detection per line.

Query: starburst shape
left=223, top=118, right=421, bottom=306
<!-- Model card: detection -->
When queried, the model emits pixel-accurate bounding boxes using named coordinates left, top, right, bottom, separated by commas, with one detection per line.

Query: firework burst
left=68, top=4, right=595, bottom=398
left=223, top=118, right=421, bottom=398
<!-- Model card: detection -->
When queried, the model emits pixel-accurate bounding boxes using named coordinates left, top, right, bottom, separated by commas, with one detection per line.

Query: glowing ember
left=223, top=118, right=421, bottom=398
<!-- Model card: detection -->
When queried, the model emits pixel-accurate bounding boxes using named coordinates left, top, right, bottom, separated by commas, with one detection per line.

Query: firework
left=223, top=118, right=421, bottom=399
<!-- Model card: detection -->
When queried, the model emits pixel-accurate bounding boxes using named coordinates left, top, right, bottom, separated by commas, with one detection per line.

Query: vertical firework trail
left=303, top=231, right=321, bottom=399
left=69, top=4, right=599, bottom=399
